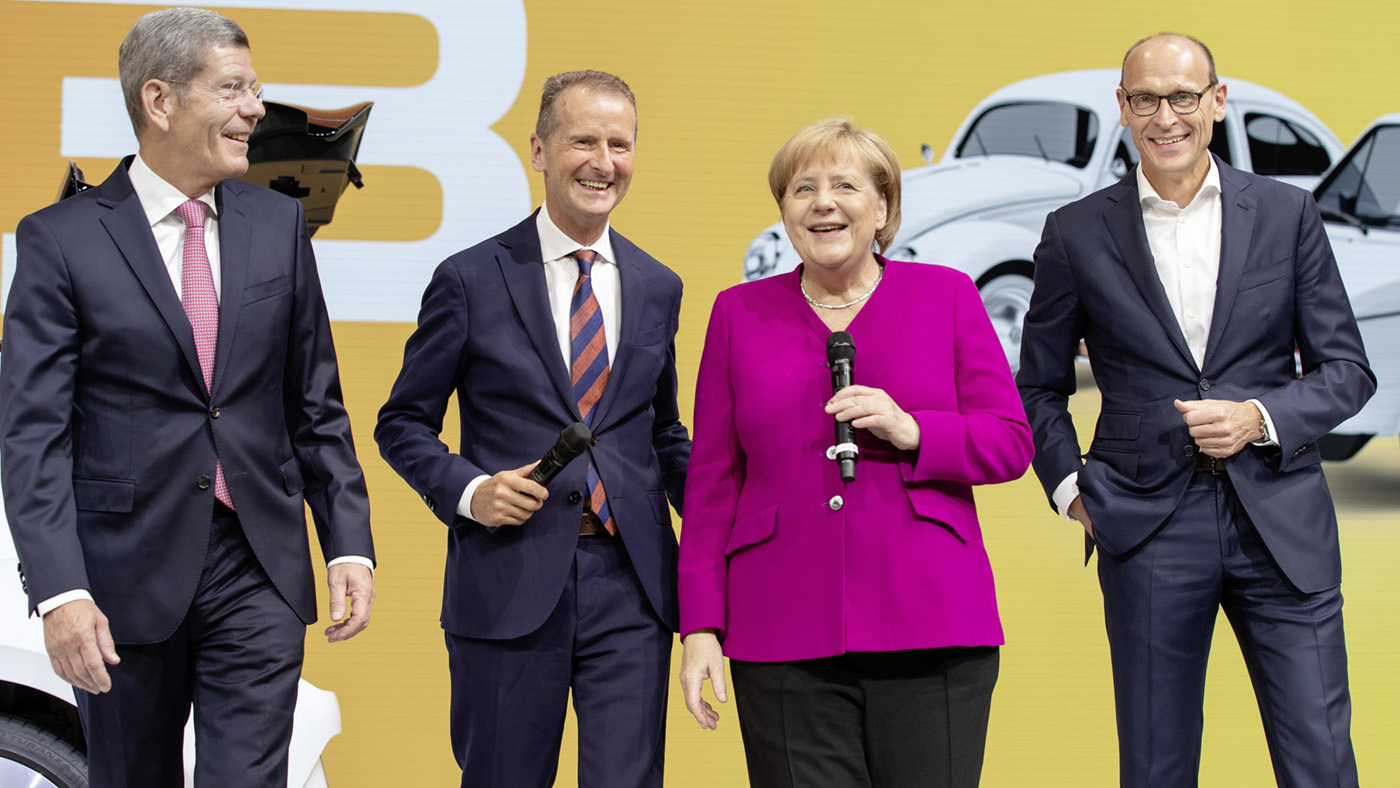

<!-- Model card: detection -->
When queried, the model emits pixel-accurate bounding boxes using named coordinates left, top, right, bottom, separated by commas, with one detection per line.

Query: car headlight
left=743, top=232, right=782, bottom=281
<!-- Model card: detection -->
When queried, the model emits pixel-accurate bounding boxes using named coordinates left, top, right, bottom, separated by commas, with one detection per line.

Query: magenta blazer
left=678, top=260, right=1033, bottom=662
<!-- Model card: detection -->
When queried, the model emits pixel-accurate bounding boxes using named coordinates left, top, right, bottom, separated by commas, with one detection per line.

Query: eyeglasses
left=164, top=79, right=264, bottom=106
left=1123, top=84, right=1216, bottom=117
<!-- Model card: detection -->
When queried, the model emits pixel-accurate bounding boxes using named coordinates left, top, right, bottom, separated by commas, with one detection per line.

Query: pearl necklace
left=800, top=264, right=884, bottom=310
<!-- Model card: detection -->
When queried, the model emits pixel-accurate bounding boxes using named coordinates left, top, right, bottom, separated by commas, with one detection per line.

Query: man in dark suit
left=375, top=70, right=689, bottom=788
left=0, top=8, right=375, bottom=786
left=1017, top=33, right=1370, bottom=787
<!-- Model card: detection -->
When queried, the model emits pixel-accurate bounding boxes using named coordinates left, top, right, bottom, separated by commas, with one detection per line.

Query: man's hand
left=325, top=563, right=375, bottom=643
left=1067, top=495, right=1094, bottom=539
left=43, top=599, right=119, bottom=694
left=471, top=462, right=548, bottom=527
left=1174, top=399, right=1263, bottom=458
left=679, top=629, right=727, bottom=730
left=825, top=385, right=921, bottom=451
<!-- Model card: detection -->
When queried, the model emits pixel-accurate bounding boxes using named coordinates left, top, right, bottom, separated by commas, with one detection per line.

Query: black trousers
left=731, top=646, right=999, bottom=788
left=76, top=503, right=306, bottom=788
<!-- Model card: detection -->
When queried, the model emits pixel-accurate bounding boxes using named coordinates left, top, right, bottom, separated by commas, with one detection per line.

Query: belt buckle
left=579, top=510, right=608, bottom=536
left=1195, top=453, right=1224, bottom=475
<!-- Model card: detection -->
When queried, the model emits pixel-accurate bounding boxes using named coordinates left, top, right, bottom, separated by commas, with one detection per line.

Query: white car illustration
left=742, top=69, right=1345, bottom=375
left=1314, top=114, right=1400, bottom=459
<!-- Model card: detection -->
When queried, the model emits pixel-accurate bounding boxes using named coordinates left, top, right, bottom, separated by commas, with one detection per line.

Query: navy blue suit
left=1, top=158, right=373, bottom=785
left=1018, top=158, right=1371, bottom=786
left=375, top=212, right=689, bottom=787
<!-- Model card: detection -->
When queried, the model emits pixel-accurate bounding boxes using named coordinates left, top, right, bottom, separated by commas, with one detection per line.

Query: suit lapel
left=590, top=230, right=646, bottom=429
left=211, top=181, right=251, bottom=397
left=1104, top=174, right=1198, bottom=371
left=96, top=161, right=206, bottom=394
left=498, top=215, right=580, bottom=417
left=1200, top=163, right=1256, bottom=372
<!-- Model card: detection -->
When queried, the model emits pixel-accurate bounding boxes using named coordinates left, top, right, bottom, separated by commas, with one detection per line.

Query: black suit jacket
left=0, top=157, right=374, bottom=643
left=375, top=212, right=690, bottom=638
left=1017, top=158, right=1373, bottom=593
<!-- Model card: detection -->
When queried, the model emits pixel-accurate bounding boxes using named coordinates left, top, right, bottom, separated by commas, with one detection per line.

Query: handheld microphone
left=826, top=332, right=857, bottom=484
left=528, top=422, right=595, bottom=487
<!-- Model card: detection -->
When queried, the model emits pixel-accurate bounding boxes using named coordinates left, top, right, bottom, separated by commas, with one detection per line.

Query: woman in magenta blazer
left=678, top=117, right=1033, bottom=788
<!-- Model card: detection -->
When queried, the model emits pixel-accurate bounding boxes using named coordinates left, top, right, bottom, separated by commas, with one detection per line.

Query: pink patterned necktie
left=175, top=199, right=234, bottom=510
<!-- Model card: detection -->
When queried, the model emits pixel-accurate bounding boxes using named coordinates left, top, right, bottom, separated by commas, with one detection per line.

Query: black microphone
left=528, top=422, right=595, bottom=487
left=827, top=332, right=857, bottom=484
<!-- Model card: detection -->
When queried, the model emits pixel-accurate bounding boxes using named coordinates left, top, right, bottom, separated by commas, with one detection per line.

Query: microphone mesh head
left=826, top=331, right=855, bottom=364
left=560, top=422, right=595, bottom=456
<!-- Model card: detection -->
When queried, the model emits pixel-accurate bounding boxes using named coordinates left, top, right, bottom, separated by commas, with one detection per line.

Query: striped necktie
left=176, top=199, right=234, bottom=510
left=569, top=249, right=614, bottom=535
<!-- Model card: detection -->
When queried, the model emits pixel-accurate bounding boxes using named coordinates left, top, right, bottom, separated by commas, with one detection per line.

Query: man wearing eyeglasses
left=0, top=8, right=375, bottom=786
left=1018, top=33, right=1368, bottom=787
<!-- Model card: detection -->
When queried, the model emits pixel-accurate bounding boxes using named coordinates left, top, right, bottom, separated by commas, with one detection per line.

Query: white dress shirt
left=1052, top=160, right=1278, bottom=519
left=457, top=204, right=622, bottom=521
left=38, top=157, right=369, bottom=616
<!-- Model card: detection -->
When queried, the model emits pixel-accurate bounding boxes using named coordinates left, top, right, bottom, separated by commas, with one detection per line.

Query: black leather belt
left=1195, top=453, right=1226, bottom=474
left=579, top=510, right=610, bottom=536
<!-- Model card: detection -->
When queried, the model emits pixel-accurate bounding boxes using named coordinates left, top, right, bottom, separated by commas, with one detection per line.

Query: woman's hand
left=825, top=385, right=921, bottom=451
left=679, top=629, right=727, bottom=730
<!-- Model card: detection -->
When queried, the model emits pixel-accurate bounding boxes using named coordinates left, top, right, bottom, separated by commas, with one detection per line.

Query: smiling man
left=1018, top=33, right=1370, bottom=787
left=376, top=70, right=690, bottom=788
left=0, top=7, right=375, bottom=787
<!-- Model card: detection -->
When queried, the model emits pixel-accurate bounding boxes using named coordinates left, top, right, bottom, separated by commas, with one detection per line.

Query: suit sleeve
left=650, top=278, right=691, bottom=510
left=904, top=272, right=1033, bottom=486
left=1017, top=210, right=1090, bottom=510
left=282, top=201, right=375, bottom=564
left=1252, top=192, right=1374, bottom=470
left=375, top=259, right=486, bottom=526
left=0, top=213, right=89, bottom=609
left=677, top=292, right=744, bottom=638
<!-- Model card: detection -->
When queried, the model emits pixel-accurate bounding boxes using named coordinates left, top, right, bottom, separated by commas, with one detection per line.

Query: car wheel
left=0, top=715, right=87, bottom=788
left=979, top=272, right=1035, bottom=375
left=1317, top=433, right=1372, bottom=461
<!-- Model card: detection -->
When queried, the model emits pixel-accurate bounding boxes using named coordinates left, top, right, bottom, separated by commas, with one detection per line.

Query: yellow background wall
left=2, top=0, right=1398, bottom=785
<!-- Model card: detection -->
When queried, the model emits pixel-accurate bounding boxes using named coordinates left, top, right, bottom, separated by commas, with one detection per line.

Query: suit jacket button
left=568, top=490, right=583, bottom=505
left=1199, top=379, right=1211, bottom=391
left=1184, top=444, right=1196, bottom=457
left=210, top=405, right=221, bottom=418
left=197, top=475, right=212, bottom=490
left=828, top=495, right=844, bottom=511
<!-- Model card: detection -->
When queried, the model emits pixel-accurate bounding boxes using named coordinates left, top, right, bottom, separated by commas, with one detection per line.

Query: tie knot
left=176, top=199, right=208, bottom=229
left=572, top=249, right=597, bottom=276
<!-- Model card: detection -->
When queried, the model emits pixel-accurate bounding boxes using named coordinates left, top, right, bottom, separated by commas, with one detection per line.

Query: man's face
left=1117, top=37, right=1226, bottom=195
left=530, top=87, right=636, bottom=244
left=163, top=45, right=265, bottom=197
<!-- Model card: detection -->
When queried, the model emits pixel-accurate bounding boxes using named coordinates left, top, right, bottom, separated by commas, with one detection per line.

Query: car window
left=1316, top=125, right=1400, bottom=227
left=1245, top=113, right=1332, bottom=177
left=956, top=102, right=1098, bottom=168
left=1209, top=119, right=1231, bottom=164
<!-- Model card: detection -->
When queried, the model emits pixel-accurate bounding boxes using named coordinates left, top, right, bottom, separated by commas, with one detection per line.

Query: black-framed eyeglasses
left=1123, top=84, right=1216, bottom=117
left=164, top=79, right=264, bottom=106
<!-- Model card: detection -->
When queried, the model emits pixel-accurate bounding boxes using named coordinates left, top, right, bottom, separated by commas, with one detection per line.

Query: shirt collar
left=128, top=154, right=218, bottom=228
left=1136, top=155, right=1221, bottom=211
left=536, top=201, right=616, bottom=266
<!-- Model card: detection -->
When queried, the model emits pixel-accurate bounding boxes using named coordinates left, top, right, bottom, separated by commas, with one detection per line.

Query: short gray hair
left=535, top=71, right=636, bottom=141
left=118, top=7, right=250, bottom=136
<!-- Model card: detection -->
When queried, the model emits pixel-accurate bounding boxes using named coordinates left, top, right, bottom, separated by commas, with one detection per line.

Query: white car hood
left=896, top=157, right=1088, bottom=239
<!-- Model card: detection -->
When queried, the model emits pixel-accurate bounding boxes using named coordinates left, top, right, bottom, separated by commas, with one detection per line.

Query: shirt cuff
left=1247, top=398, right=1280, bottom=447
left=459, top=474, right=490, bottom=522
left=1051, top=472, right=1080, bottom=521
left=37, top=589, right=94, bottom=617
left=327, top=556, right=374, bottom=576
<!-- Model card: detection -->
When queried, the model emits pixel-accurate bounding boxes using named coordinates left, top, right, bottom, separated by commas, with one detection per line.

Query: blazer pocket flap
left=1238, top=260, right=1290, bottom=291
left=241, top=275, right=292, bottom=305
left=633, top=323, right=668, bottom=348
left=73, top=478, right=135, bottom=513
left=724, top=503, right=778, bottom=556
left=279, top=458, right=305, bottom=496
left=1095, top=410, right=1141, bottom=441
left=905, top=485, right=976, bottom=541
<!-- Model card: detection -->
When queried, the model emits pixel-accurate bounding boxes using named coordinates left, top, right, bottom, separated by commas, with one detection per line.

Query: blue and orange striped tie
left=570, top=250, right=615, bottom=535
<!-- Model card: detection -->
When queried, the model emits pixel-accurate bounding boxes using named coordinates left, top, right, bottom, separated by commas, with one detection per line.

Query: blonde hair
left=768, top=117, right=902, bottom=252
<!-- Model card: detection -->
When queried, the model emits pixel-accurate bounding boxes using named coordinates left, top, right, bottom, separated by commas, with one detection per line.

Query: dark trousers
left=444, top=535, right=672, bottom=788
left=730, top=646, right=999, bottom=788
left=1098, top=471, right=1358, bottom=788
left=75, top=503, right=306, bottom=788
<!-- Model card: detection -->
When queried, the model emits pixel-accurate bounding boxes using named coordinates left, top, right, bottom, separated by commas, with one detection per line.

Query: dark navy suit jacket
left=1018, top=157, right=1373, bottom=593
left=0, top=158, right=375, bottom=643
left=375, top=212, right=690, bottom=638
